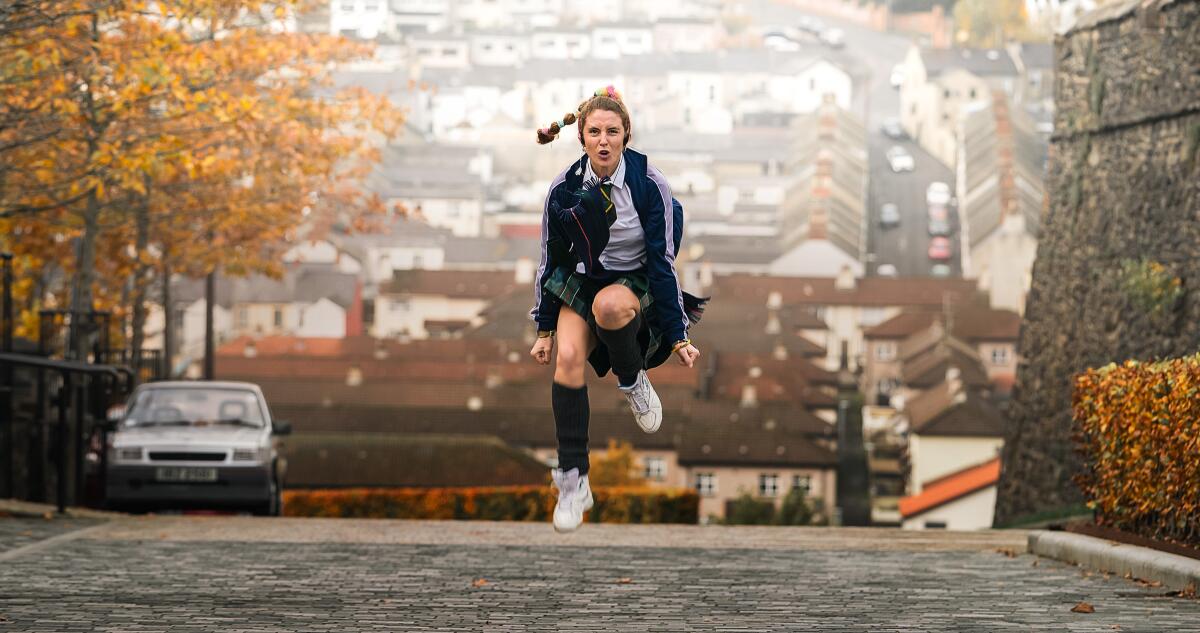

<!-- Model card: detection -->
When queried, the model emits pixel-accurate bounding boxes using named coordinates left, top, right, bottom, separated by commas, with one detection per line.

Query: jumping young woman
left=530, top=86, right=705, bottom=532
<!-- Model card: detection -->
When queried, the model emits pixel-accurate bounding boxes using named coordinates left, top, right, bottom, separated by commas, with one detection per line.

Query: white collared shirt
left=576, top=155, right=646, bottom=274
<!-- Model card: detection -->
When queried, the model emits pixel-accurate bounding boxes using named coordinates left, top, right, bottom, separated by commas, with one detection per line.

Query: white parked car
left=926, top=181, right=952, bottom=206
left=106, top=381, right=290, bottom=515
left=890, top=64, right=905, bottom=89
left=886, top=146, right=914, bottom=172
left=879, top=203, right=901, bottom=228
left=820, top=28, right=845, bottom=48
left=876, top=264, right=898, bottom=278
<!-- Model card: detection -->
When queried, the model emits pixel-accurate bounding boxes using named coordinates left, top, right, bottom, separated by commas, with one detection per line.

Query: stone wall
left=994, top=0, right=1200, bottom=525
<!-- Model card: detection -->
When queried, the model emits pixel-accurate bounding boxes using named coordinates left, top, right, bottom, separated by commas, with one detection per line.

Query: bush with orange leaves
left=1073, top=355, right=1200, bottom=547
left=283, top=485, right=699, bottom=524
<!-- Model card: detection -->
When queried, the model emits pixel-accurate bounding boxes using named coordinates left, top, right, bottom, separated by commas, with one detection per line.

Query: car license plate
left=155, top=467, right=217, bottom=483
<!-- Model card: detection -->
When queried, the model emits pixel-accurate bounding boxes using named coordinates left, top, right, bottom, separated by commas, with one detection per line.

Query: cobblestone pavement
left=0, top=517, right=99, bottom=555
left=1, top=518, right=1198, bottom=632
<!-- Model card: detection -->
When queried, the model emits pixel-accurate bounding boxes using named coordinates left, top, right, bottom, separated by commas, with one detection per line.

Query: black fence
left=0, top=253, right=164, bottom=511
left=0, top=353, right=133, bottom=512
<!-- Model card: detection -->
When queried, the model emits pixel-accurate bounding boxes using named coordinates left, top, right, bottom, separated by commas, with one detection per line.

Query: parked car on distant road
left=820, top=28, right=845, bottom=48
left=886, top=146, right=914, bottom=172
left=879, top=203, right=901, bottom=228
left=876, top=264, right=898, bottom=278
left=890, top=64, right=905, bottom=89
left=881, top=118, right=906, bottom=139
left=928, top=217, right=951, bottom=236
left=926, top=181, right=952, bottom=206
left=106, top=381, right=290, bottom=515
left=930, top=264, right=952, bottom=278
left=928, top=237, right=953, bottom=261
left=927, top=204, right=949, bottom=221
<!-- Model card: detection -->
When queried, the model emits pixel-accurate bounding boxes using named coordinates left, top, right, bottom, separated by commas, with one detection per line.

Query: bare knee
left=555, top=343, right=587, bottom=384
left=592, top=290, right=637, bottom=329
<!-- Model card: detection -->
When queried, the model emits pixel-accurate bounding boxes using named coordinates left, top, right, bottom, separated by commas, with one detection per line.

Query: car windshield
left=122, top=387, right=265, bottom=428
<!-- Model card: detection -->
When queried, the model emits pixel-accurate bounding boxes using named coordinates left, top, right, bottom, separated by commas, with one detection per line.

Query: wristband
left=537, top=330, right=556, bottom=339
left=671, top=339, right=691, bottom=353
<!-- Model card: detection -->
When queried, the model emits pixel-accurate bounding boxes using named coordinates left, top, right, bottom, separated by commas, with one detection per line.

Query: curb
left=1029, top=530, right=1200, bottom=592
left=0, top=498, right=125, bottom=520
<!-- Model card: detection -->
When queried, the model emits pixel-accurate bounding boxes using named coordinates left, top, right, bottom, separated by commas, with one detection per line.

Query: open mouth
left=598, top=150, right=611, bottom=160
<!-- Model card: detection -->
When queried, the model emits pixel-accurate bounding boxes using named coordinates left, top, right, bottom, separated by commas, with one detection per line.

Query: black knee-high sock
left=596, top=312, right=643, bottom=388
left=552, top=382, right=590, bottom=476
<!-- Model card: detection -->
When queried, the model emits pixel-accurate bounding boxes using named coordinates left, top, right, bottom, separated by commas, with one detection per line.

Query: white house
left=529, top=28, right=592, bottom=60
left=899, top=458, right=1000, bottom=530
left=900, top=46, right=1019, bottom=168
left=372, top=269, right=522, bottom=339
left=409, top=33, right=471, bottom=70
left=329, top=0, right=393, bottom=39
left=591, top=22, right=655, bottom=59
left=468, top=31, right=531, bottom=68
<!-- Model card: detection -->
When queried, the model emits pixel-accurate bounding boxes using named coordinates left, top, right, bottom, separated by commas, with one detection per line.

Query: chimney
left=514, top=257, right=535, bottom=284
left=835, top=264, right=856, bottom=291
left=773, top=343, right=788, bottom=360
left=765, top=311, right=781, bottom=335
left=808, top=208, right=828, bottom=240
left=740, top=384, right=758, bottom=408
left=346, top=366, right=363, bottom=387
left=946, top=366, right=962, bottom=397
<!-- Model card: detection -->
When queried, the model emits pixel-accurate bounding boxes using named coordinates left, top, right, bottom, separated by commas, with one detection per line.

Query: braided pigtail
left=536, top=112, right=578, bottom=145
left=535, top=85, right=629, bottom=145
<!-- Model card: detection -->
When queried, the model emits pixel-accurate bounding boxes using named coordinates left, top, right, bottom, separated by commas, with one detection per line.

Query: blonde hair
left=536, top=85, right=631, bottom=146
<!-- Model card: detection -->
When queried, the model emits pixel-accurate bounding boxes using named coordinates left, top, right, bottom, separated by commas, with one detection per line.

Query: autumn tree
left=953, top=0, right=1039, bottom=47
left=0, top=0, right=402, bottom=359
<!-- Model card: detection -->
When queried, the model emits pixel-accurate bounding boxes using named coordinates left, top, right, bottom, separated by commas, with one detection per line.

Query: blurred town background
left=0, top=0, right=1179, bottom=530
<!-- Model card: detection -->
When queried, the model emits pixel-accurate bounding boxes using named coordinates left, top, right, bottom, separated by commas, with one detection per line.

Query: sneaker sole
left=552, top=493, right=594, bottom=534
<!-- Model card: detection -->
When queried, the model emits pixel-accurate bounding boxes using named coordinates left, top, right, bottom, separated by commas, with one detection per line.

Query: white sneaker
left=551, top=467, right=593, bottom=533
left=619, top=369, right=662, bottom=433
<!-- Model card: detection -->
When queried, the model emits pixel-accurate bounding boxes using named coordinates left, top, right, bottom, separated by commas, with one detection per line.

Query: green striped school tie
left=601, top=181, right=615, bottom=226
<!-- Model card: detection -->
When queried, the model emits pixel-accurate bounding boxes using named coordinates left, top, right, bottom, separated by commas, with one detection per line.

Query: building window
left=990, top=347, right=1011, bottom=365
left=943, top=89, right=950, bottom=99
left=758, top=473, right=779, bottom=497
left=235, top=306, right=248, bottom=330
left=969, top=88, right=977, bottom=99
left=924, top=520, right=947, bottom=529
left=695, top=472, right=716, bottom=497
left=643, top=456, right=666, bottom=481
left=339, top=1, right=354, bottom=11
left=792, top=474, right=811, bottom=495
left=273, top=307, right=283, bottom=328
left=874, top=342, right=897, bottom=362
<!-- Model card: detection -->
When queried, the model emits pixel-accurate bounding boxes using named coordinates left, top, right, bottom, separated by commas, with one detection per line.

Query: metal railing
left=0, top=353, right=133, bottom=512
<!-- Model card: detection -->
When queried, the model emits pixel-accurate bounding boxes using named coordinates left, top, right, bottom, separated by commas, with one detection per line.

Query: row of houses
left=854, top=307, right=1018, bottom=529
left=158, top=243, right=1022, bottom=524
left=898, top=43, right=1052, bottom=314
left=315, top=0, right=721, bottom=45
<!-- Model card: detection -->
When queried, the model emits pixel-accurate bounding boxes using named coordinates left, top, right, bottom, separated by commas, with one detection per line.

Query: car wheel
left=255, top=467, right=282, bottom=517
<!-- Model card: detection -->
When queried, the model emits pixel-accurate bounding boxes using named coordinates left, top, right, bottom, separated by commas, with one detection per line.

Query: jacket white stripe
left=530, top=166, right=572, bottom=324
left=646, top=165, right=688, bottom=332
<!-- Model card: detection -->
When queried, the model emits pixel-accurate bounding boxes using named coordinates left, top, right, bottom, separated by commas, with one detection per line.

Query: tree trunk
left=68, top=190, right=100, bottom=361
left=161, top=257, right=173, bottom=379
left=130, top=189, right=150, bottom=364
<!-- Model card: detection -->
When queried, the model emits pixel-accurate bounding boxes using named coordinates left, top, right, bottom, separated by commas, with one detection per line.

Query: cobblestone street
left=2, top=517, right=1198, bottom=632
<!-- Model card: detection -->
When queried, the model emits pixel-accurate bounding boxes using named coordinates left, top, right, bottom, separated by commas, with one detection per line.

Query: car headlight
left=108, top=447, right=143, bottom=462
left=232, top=447, right=269, bottom=462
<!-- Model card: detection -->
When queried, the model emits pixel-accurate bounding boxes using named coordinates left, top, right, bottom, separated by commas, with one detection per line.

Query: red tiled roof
left=382, top=269, right=523, bottom=299
left=710, top=275, right=985, bottom=308
left=864, top=308, right=1021, bottom=341
left=898, top=458, right=1001, bottom=519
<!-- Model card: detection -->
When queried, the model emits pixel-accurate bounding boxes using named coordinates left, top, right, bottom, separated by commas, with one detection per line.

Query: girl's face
left=580, top=109, right=625, bottom=177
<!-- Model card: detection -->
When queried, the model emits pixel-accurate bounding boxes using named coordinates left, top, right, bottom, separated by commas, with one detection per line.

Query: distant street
left=746, top=0, right=961, bottom=277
